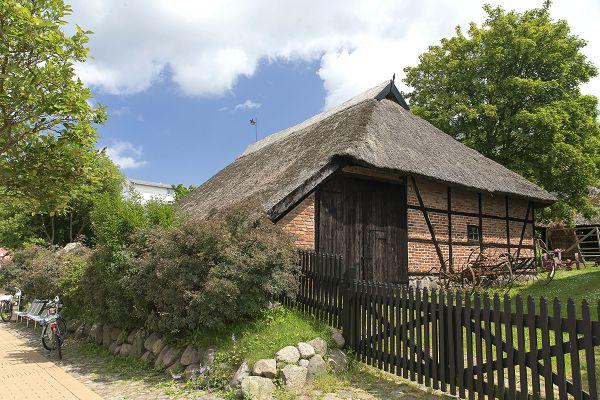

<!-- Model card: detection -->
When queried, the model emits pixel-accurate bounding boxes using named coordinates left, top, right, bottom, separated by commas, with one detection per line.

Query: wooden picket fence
left=285, top=250, right=600, bottom=400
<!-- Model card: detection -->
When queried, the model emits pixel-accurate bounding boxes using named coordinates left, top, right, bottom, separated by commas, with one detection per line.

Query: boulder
left=165, top=361, right=183, bottom=377
left=201, top=348, right=215, bottom=366
left=110, top=326, right=122, bottom=342
left=151, top=337, right=166, bottom=356
left=144, top=332, right=160, bottom=352
left=113, top=344, right=122, bottom=356
left=299, top=359, right=309, bottom=367
left=108, top=341, right=119, bottom=354
left=241, top=376, right=276, bottom=400
left=229, top=362, right=250, bottom=388
left=180, top=345, right=202, bottom=366
left=307, top=354, right=327, bottom=380
left=128, top=335, right=145, bottom=358
left=140, top=350, right=155, bottom=364
left=307, top=337, right=327, bottom=356
left=74, top=325, right=85, bottom=339
left=251, top=359, right=277, bottom=378
left=127, top=329, right=139, bottom=344
left=119, top=343, right=132, bottom=357
left=184, top=363, right=202, bottom=380
left=327, top=349, right=348, bottom=372
left=83, top=323, right=92, bottom=337
left=280, top=365, right=307, bottom=392
left=157, top=346, right=182, bottom=369
left=89, top=323, right=103, bottom=344
left=102, top=324, right=112, bottom=347
left=330, top=328, right=345, bottom=349
left=275, top=346, right=300, bottom=364
left=297, top=342, right=315, bottom=359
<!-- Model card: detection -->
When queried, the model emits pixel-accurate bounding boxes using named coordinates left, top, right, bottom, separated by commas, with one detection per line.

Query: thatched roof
left=181, top=80, right=555, bottom=219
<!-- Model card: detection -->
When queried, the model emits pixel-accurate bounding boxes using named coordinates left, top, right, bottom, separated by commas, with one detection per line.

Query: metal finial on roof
left=391, top=73, right=395, bottom=84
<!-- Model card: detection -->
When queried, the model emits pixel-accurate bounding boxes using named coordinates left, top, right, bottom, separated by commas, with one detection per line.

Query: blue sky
left=71, top=0, right=600, bottom=187
left=97, top=60, right=326, bottom=186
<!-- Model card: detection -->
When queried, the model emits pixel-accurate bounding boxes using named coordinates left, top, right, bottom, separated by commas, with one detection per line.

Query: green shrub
left=121, top=204, right=298, bottom=333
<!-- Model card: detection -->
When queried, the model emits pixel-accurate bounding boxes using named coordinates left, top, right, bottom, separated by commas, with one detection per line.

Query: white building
left=123, top=178, right=175, bottom=203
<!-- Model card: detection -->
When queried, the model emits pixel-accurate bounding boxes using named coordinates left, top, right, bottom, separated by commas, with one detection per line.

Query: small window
left=467, top=225, right=480, bottom=243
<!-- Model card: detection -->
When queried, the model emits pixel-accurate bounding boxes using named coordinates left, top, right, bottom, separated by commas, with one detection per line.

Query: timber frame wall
left=277, top=170, right=537, bottom=276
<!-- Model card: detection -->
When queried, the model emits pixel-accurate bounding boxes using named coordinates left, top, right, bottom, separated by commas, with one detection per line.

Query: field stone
left=229, top=362, right=250, bottom=388
left=119, top=343, right=132, bottom=357
left=330, top=328, right=345, bottom=349
left=201, top=348, right=215, bottom=366
left=144, top=332, right=160, bottom=351
left=113, top=344, right=122, bottom=356
left=127, top=329, right=139, bottom=344
left=307, top=337, right=327, bottom=356
left=327, top=349, right=348, bottom=372
left=110, top=326, right=122, bottom=341
left=307, top=354, right=326, bottom=380
left=83, top=323, right=93, bottom=337
left=165, top=360, right=183, bottom=377
left=89, top=323, right=102, bottom=343
left=297, top=342, right=315, bottom=359
left=74, top=325, right=85, bottom=339
left=241, top=376, right=276, bottom=400
left=140, top=350, right=155, bottom=364
left=252, top=358, right=276, bottom=378
left=184, top=363, right=201, bottom=380
left=151, top=337, right=166, bottom=356
left=108, top=341, right=119, bottom=354
left=280, top=364, right=307, bottom=392
left=157, top=346, right=182, bottom=369
left=102, top=324, right=112, bottom=347
left=299, top=359, right=309, bottom=367
left=130, top=333, right=145, bottom=359
left=180, top=345, right=202, bottom=366
left=66, top=319, right=80, bottom=332
left=275, top=346, right=300, bottom=364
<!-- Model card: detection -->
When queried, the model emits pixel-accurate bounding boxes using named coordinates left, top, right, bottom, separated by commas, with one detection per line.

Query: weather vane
left=250, top=118, right=258, bottom=142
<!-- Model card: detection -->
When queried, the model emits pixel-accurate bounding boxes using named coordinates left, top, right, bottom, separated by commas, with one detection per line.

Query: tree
left=171, top=183, right=197, bottom=202
left=403, top=2, right=600, bottom=223
left=0, top=0, right=106, bottom=210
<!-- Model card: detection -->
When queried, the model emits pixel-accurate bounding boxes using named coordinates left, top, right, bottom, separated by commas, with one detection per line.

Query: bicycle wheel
left=42, top=323, right=56, bottom=351
left=0, top=300, right=11, bottom=322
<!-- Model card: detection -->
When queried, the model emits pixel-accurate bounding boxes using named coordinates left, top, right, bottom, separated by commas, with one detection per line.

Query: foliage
left=120, top=204, right=298, bottom=333
left=0, top=244, right=91, bottom=315
left=171, top=183, right=197, bottom=202
left=0, top=0, right=107, bottom=215
left=403, top=2, right=600, bottom=224
left=89, top=193, right=177, bottom=255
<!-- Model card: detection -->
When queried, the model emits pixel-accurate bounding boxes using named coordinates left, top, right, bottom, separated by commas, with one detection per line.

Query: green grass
left=505, top=267, right=600, bottom=314
left=182, top=306, right=333, bottom=365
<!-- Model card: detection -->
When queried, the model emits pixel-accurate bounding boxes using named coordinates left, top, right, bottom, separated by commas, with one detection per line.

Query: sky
left=67, top=0, right=600, bottom=187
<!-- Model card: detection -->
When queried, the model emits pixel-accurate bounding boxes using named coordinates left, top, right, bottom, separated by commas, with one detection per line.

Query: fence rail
left=287, top=250, right=600, bottom=400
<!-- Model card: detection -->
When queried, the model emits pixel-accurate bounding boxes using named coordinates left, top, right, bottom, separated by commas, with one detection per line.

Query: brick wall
left=277, top=194, right=316, bottom=250
left=407, top=177, right=534, bottom=274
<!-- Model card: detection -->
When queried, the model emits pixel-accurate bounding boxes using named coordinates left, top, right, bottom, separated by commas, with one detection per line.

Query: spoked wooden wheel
left=0, top=300, right=12, bottom=322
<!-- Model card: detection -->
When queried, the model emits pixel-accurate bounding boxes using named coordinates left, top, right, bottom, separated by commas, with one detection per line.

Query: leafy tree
left=0, top=0, right=106, bottom=212
left=172, top=183, right=197, bottom=202
left=403, top=2, right=600, bottom=223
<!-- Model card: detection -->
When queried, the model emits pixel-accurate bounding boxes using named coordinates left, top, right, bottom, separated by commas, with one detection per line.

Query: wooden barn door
left=317, top=175, right=408, bottom=283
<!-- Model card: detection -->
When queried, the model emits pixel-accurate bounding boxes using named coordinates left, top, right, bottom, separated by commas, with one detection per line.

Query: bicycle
left=0, top=289, right=21, bottom=322
left=40, top=296, right=66, bottom=360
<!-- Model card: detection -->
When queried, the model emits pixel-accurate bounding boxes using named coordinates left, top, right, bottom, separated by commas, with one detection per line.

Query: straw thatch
left=180, top=81, right=555, bottom=219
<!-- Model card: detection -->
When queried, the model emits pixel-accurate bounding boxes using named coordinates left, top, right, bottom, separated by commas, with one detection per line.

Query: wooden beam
left=411, top=177, right=446, bottom=269
left=516, top=202, right=532, bottom=257
left=447, top=186, right=453, bottom=272
left=478, top=193, right=484, bottom=252
left=406, top=204, right=533, bottom=223
left=505, top=196, right=511, bottom=253
left=408, top=236, right=536, bottom=250
left=269, top=158, right=345, bottom=222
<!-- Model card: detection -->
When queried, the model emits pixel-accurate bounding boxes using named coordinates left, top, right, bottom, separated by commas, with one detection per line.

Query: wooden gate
left=290, top=251, right=600, bottom=400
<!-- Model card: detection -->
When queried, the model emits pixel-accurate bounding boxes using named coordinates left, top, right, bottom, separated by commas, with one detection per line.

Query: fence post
left=342, top=263, right=356, bottom=349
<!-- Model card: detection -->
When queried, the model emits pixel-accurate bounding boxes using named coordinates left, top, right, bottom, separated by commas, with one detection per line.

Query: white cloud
left=234, top=100, right=261, bottom=111
left=69, top=0, right=600, bottom=108
left=105, top=141, right=147, bottom=169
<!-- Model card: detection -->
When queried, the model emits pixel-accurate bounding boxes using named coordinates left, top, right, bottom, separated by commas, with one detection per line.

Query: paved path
left=0, top=323, right=102, bottom=400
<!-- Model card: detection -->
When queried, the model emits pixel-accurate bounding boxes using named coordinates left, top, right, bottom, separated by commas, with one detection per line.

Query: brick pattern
left=277, top=194, right=316, bottom=250
left=276, top=177, right=536, bottom=275
left=407, top=177, right=534, bottom=273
